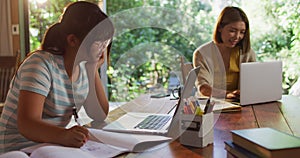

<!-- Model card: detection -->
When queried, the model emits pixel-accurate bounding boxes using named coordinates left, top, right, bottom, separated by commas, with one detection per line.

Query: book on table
left=224, top=140, right=260, bottom=158
left=230, top=127, right=300, bottom=158
left=6, top=128, right=172, bottom=158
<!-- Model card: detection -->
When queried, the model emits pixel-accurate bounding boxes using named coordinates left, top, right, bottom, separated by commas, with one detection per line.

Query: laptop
left=180, top=56, right=193, bottom=84
left=239, top=61, right=282, bottom=106
left=102, top=66, right=200, bottom=136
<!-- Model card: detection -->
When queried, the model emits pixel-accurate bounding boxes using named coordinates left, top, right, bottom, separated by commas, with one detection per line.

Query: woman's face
left=219, top=21, right=246, bottom=48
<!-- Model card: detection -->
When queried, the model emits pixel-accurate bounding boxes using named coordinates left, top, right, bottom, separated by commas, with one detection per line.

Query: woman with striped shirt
left=0, top=1, right=114, bottom=153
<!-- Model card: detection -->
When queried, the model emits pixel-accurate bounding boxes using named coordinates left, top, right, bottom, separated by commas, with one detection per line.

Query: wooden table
left=104, top=95, right=300, bottom=158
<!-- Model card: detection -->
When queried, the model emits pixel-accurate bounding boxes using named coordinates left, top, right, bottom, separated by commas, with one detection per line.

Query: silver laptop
left=240, top=61, right=282, bottom=106
left=102, top=67, right=200, bottom=136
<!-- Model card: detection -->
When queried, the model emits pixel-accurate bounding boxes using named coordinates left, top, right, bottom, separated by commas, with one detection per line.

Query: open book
left=87, top=128, right=171, bottom=152
left=4, top=128, right=171, bottom=158
left=197, top=98, right=241, bottom=113
left=212, top=99, right=241, bottom=112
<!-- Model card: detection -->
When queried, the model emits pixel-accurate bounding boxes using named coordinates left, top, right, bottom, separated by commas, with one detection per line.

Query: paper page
left=30, top=146, right=93, bottom=158
left=21, top=143, right=58, bottom=154
left=198, top=99, right=241, bottom=112
left=81, top=140, right=129, bottom=158
left=88, top=128, right=172, bottom=152
left=212, top=99, right=241, bottom=112
left=0, top=151, right=29, bottom=158
left=21, top=141, right=129, bottom=158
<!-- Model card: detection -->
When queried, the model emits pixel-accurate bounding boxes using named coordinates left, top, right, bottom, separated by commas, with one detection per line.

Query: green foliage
left=29, top=0, right=300, bottom=101
left=106, top=0, right=213, bottom=101
left=252, top=0, right=300, bottom=93
left=29, top=0, right=78, bottom=51
left=29, top=0, right=99, bottom=51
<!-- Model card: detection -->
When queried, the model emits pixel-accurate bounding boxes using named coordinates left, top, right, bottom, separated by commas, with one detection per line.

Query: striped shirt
left=0, top=51, right=89, bottom=153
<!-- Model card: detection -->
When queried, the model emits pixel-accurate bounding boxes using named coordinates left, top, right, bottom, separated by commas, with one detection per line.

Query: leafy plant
left=252, top=0, right=300, bottom=93
left=29, top=0, right=300, bottom=101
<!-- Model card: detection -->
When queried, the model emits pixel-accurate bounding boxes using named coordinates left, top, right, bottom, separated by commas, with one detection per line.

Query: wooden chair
left=0, top=54, right=19, bottom=103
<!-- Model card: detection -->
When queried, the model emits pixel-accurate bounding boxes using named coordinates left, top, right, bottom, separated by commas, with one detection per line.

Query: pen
left=184, top=99, right=193, bottom=114
left=194, top=100, right=203, bottom=115
left=72, top=106, right=81, bottom=126
left=203, top=98, right=210, bottom=114
left=206, top=101, right=215, bottom=113
left=195, top=99, right=200, bottom=107
left=73, top=106, right=88, bottom=143
left=188, top=99, right=196, bottom=113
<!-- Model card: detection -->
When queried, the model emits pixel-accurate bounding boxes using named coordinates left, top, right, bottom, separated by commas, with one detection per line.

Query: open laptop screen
left=240, top=61, right=282, bottom=106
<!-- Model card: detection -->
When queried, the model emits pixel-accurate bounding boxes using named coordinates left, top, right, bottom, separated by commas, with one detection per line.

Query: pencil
left=203, top=98, right=210, bottom=114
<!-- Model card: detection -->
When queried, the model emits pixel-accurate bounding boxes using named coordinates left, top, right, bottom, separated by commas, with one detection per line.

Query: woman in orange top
left=193, top=6, right=256, bottom=99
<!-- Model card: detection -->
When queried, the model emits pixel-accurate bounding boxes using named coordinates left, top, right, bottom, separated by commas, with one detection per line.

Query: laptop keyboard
left=134, top=115, right=172, bottom=130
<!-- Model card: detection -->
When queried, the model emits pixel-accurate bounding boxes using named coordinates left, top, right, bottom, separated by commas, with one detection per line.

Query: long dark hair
left=41, top=1, right=114, bottom=57
left=41, top=23, right=64, bottom=54
left=213, top=6, right=250, bottom=54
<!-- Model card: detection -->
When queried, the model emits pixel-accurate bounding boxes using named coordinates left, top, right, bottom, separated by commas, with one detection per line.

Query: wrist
left=53, top=128, right=68, bottom=145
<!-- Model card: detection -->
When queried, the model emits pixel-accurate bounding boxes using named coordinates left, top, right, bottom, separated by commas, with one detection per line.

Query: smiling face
left=218, top=21, right=246, bottom=48
left=213, top=6, right=251, bottom=54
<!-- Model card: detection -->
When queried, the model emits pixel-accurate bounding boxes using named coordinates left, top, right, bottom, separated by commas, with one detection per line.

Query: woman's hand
left=200, top=84, right=212, bottom=97
left=88, top=40, right=110, bottom=69
left=96, top=52, right=105, bottom=69
left=18, top=90, right=90, bottom=148
left=61, top=126, right=89, bottom=148
left=226, top=90, right=240, bottom=99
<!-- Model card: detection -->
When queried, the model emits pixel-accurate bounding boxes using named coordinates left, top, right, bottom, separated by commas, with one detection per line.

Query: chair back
left=0, top=55, right=18, bottom=102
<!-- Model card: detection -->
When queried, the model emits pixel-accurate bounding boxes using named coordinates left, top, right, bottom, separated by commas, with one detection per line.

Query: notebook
left=239, top=61, right=282, bottom=106
left=102, top=66, right=200, bottom=136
